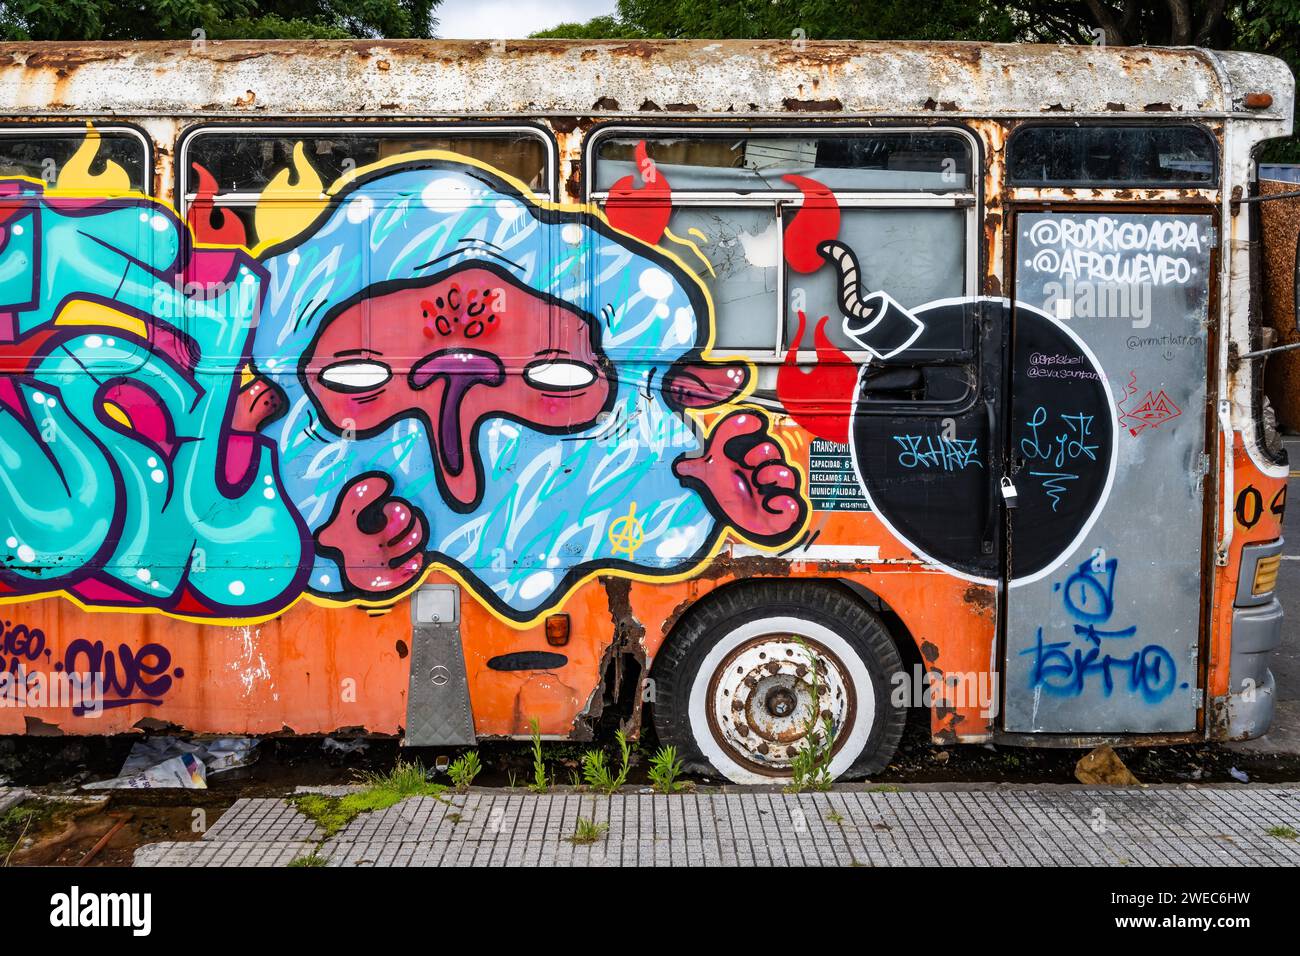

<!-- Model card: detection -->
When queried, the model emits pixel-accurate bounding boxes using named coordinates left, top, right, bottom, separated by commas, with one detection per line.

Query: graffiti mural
left=1020, top=553, right=1182, bottom=704
left=0, top=128, right=1132, bottom=629
left=0, top=131, right=815, bottom=625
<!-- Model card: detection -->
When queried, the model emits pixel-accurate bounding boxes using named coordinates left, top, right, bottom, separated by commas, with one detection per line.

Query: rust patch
left=920, top=640, right=939, bottom=663
left=592, top=96, right=619, bottom=110
left=697, top=553, right=793, bottom=581
left=664, top=594, right=698, bottom=636
left=395, top=639, right=409, bottom=659
left=931, top=710, right=965, bottom=744
left=783, top=97, right=843, bottom=112
left=962, top=584, right=996, bottom=620
left=565, top=160, right=582, bottom=202
left=23, top=715, right=62, bottom=736
left=329, top=725, right=369, bottom=736
left=599, top=576, right=649, bottom=737
left=20, top=46, right=130, bottom=71
left=1143, top=101, right=1174, bottom=112
left=550, top=116, right=580, bottom=134
left=133, top=717, right=182, bottom=733
left=603, top=577, right=646, bottom=648
left=1106, top=101, right=1127, bottom=111
left=639, top=99, right=661, bottom=111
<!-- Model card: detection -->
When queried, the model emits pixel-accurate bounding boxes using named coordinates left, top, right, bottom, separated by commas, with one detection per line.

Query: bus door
left=1002, top=209, right=1214, bottom=733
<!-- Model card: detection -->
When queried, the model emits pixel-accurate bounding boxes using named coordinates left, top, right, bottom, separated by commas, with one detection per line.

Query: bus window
left=784, top=206, right=967, bottom=354
left=177, top=126, right=556, bottom=370
left=0, top=126, right=148, bottom=192
left=592, top=131, right=972, bottom=193
left=589, top=129, right=976, bottom=358
left=179, top=126, right=554, bottom=250
left=0, top=126, right=152, bottom=375
left=1007, top=124, right=1217, bottom=187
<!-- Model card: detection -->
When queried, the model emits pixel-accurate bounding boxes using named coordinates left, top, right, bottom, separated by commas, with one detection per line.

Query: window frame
left=1005, top=120, right=1221, bottom=189
left=0, top=122, right=153, bottom=192
left=0, top=123, right=155, bottom=374
left=584, top=124, right=980, bottom=364
left=173, top=123, right=559, bottom=373
left=175, top=121, right=560, bottom=216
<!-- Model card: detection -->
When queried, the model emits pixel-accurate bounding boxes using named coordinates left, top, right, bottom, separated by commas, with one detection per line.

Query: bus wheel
left=652, top=582, right=907, bottom=785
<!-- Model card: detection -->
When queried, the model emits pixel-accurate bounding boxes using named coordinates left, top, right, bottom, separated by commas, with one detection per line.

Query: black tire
left=652, top=580, right=907, bottom=784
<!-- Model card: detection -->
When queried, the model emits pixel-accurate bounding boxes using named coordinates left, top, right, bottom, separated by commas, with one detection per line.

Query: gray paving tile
left=135, top=785, right=1300, bottom=867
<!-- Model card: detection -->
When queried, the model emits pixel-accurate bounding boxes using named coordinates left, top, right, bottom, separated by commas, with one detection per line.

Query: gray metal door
left=1003, top=210, right=1213, bottom=733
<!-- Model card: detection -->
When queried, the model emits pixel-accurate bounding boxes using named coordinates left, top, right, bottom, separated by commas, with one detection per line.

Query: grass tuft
left=447, top=751, right=481, bottom=791
left=568, top=817, right=609, bottom=844
left=528, top=718, right=550, bottom=794
left=648, top=745, right=687, bottom=794
left=785, top=638, right=835, bottom=793
left=582, top=729, right=632, bottom=794
left=291, top=759, right=446, bottom=838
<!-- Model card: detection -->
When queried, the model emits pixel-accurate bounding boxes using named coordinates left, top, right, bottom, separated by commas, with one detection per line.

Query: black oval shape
left=487, top=651, right=569, bottom=672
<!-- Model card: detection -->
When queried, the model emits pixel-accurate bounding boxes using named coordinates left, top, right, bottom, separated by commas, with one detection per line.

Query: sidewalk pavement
left=134, top=785, right=1300, bottom=867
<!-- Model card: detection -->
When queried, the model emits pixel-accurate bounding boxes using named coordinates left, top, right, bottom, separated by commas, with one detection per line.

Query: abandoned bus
left=0, top=40, right=1293, bottom=783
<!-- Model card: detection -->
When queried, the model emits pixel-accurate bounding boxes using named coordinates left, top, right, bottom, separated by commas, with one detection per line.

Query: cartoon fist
left=673, top=411, right=806, bottom=546
left=316, top=472, right=428, bottom=595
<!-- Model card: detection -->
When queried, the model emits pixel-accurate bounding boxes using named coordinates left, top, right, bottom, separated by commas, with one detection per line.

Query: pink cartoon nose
left=409, top=349, right=505, bottom=476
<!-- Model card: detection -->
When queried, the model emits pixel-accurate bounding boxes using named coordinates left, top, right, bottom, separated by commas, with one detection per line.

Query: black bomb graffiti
left=817, top=243, right=1114, bottom=581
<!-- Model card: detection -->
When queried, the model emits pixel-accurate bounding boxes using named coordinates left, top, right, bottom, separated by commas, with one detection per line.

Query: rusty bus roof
left=0, top=39, right=1292, bottom=122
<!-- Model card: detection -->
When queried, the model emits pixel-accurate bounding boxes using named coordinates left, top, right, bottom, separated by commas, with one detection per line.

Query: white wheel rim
left=687, top=616, right=876, bottom=785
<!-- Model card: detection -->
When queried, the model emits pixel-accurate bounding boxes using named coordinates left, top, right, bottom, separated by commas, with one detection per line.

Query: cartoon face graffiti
left=301, top=266, right=616, bottom=512
left=252, top=156, right=807, bottom=621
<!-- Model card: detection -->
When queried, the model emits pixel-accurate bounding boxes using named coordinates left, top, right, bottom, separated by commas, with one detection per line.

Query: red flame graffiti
left=777, top=310, right=859, bottom=445
left=188, top=162, right=247, bottom=246
left=781, top=174, right=840, bottom=274
left=604, top=140, right=672, bottom=245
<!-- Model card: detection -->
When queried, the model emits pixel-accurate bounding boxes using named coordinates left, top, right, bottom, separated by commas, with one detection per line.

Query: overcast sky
left=435, top=0, right=618, bottom=38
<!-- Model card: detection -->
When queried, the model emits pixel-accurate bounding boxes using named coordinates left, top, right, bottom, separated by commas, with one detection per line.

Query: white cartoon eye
left=318, top=360, right=392, bottom=391
left=524, top=360, right=597, bottom=391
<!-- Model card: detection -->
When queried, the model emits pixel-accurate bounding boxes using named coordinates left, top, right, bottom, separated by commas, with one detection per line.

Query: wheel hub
left=706, top=635, right=855, bottom=776
left=765, top=686, right=797, bottom=718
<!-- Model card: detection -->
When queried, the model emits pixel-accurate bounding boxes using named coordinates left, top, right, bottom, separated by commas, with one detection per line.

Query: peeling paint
left=0, top=40, right=1288, bottom=119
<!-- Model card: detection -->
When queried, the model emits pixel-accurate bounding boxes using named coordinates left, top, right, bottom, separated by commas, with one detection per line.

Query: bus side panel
left=1208, top=440, right=1286, bottom=738
left=0, top=596, right=408, bottom=735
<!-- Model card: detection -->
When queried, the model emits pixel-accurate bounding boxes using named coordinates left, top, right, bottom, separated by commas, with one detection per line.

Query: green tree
left=535, top=1, right=1300, bottom=158
left=0, top=0, right=442, bottom=40
left=536, top=0, right=1015, bottom=41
